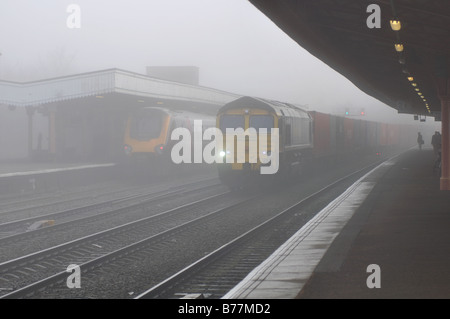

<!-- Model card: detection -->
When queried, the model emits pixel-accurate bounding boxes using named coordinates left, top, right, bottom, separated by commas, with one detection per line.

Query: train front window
left=130, top=113, right=162, bottom=140
left=249, top=115, right=274, bottom=131
left=220, top=115, right=245, bottom=133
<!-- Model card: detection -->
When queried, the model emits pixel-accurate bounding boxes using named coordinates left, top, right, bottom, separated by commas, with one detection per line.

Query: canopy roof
left=250, top=0, right=450, bottom=119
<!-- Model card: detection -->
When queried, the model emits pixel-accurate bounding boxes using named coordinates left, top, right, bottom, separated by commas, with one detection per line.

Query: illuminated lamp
left=411, top=83, right=417, bottom=87
left=395, top=43, right=404, bottom=52
left=407, top=77, right=414, bottom=81
left=155, top=145, right=164, bottom=155
left=415, top=88, right=420, bottom=91
left=390, top=19, right=401, bottom=31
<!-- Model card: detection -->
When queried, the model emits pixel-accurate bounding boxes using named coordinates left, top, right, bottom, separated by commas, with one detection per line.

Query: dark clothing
left=432, top=133, right=441, bottom=156
left=417, top=133, right=424, bottom=150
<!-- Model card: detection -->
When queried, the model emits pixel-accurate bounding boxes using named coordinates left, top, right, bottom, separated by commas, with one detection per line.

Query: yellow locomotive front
left=216, top=96, right=313, bottom=189
left=123, top=107, right=171, bottom=159
left=216, top=98, right=282, bottom=188
left=217, top=108, right=278, bottom=171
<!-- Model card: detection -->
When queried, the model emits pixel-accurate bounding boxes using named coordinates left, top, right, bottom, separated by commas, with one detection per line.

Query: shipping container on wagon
left=357, top=119, right=369, bottom=153
left=379, top=122, right=385, bottom=146
left=388, top=124, right=400, bottom=146
left=366, top=121, right=378, bottom=152
left=334, top=115, right=345, bottom=158
left=310, top=111, right=332, bottom=158
left=343, top=117, right=354, bottom=151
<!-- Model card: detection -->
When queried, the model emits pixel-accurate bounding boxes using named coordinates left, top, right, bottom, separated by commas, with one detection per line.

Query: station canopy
left=0, top=68, right=240, bottom=115
left=249, top=0, right=450, bottom=119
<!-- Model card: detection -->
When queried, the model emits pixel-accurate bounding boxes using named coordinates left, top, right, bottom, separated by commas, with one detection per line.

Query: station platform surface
left=0, top=162, right=115, bottom=178
left=224, top=148, right=450, bottom=299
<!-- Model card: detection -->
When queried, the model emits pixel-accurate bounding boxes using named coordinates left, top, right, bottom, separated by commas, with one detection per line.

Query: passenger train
left=123, top=106, right=215, bottom=160
left=123, top=97, right=416, bottom=187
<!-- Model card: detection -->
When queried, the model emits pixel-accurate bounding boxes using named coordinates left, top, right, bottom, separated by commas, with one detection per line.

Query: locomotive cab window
left=249, top=115, right=274, bottom=131
left=220, top=114, right=245, bottom=133
left=130, top=113, right=162, bottom=141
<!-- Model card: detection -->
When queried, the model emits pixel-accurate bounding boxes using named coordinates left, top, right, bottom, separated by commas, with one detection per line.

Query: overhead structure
left=0, top=68, right=239, bottom=113
left=0, top=68, right=240, bottom=161
left=249, top=0, right=450, bottom=117
left=249, top=0, right=450, bottom=190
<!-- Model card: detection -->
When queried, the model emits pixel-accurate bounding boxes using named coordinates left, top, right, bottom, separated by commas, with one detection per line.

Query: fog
left=0, top=0, right=440, bottom=129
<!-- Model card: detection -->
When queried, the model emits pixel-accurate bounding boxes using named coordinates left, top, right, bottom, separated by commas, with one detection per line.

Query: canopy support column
left=438, top=77, right=450, bottom=190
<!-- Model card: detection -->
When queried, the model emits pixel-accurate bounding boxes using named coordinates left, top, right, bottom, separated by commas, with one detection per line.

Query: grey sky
left=0, top=0, right=440, bottom=130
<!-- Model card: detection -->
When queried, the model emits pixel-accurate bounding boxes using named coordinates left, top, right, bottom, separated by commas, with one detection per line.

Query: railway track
left=0, top=177, right=222, bottom=239
left=0, top=189, right=242, bottom=298
left=0, top=179, right=227, bottom=264
left=0, top=158, right=389, bottom=299
left=136, top=161, right=382, bottom=299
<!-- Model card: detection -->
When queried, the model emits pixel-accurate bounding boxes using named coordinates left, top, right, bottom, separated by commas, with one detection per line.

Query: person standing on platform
left=417, top=132, right=424, bottom=150
left=431, top=131, right=441, bottom=157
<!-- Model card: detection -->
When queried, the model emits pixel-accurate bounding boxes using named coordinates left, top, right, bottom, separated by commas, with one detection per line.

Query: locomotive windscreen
left=220, top=115, right=245, bottom=132
left=130, top=110, right=163, bottom=141
left=249, top=115, right=274, bottom=130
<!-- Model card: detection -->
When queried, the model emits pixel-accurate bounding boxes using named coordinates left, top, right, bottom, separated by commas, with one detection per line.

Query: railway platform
left=224, top=148, right=450, bottom=299
left=0, top=161, right=116, bottom=196
left=0, top=162, right=115, bottom=177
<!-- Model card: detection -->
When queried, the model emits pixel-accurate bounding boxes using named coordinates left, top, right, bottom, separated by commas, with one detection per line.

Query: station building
left=0, top=68, right=239, bottom=163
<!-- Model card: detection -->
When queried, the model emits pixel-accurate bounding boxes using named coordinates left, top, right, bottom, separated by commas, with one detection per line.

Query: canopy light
left=390, top=20, right=402, bottom=31
left=412, top=83, right=417, bottom=87
left=407, top=77, right=414, bottom=81
left=395, top=43, right=404, bottom=52
left=415, top=88, right=420, bottom=91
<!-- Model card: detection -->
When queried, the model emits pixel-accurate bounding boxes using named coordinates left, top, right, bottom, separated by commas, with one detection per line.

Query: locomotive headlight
left=124, top=144, right=132, bottom=155
left=219, top=151, right=226, bottom=157
left=156, top=145, right=164, bottom=155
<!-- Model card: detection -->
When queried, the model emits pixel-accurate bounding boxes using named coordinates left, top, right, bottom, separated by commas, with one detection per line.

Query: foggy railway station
left=0, top=68, right=238, bottom=163
left=1, top=0, right=450, bottom=305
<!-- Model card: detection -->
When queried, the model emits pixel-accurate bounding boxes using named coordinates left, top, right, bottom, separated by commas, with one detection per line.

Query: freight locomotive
left=216, top=96, right=313, bottom=187
left=215, top=96, right=415, bottom=188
